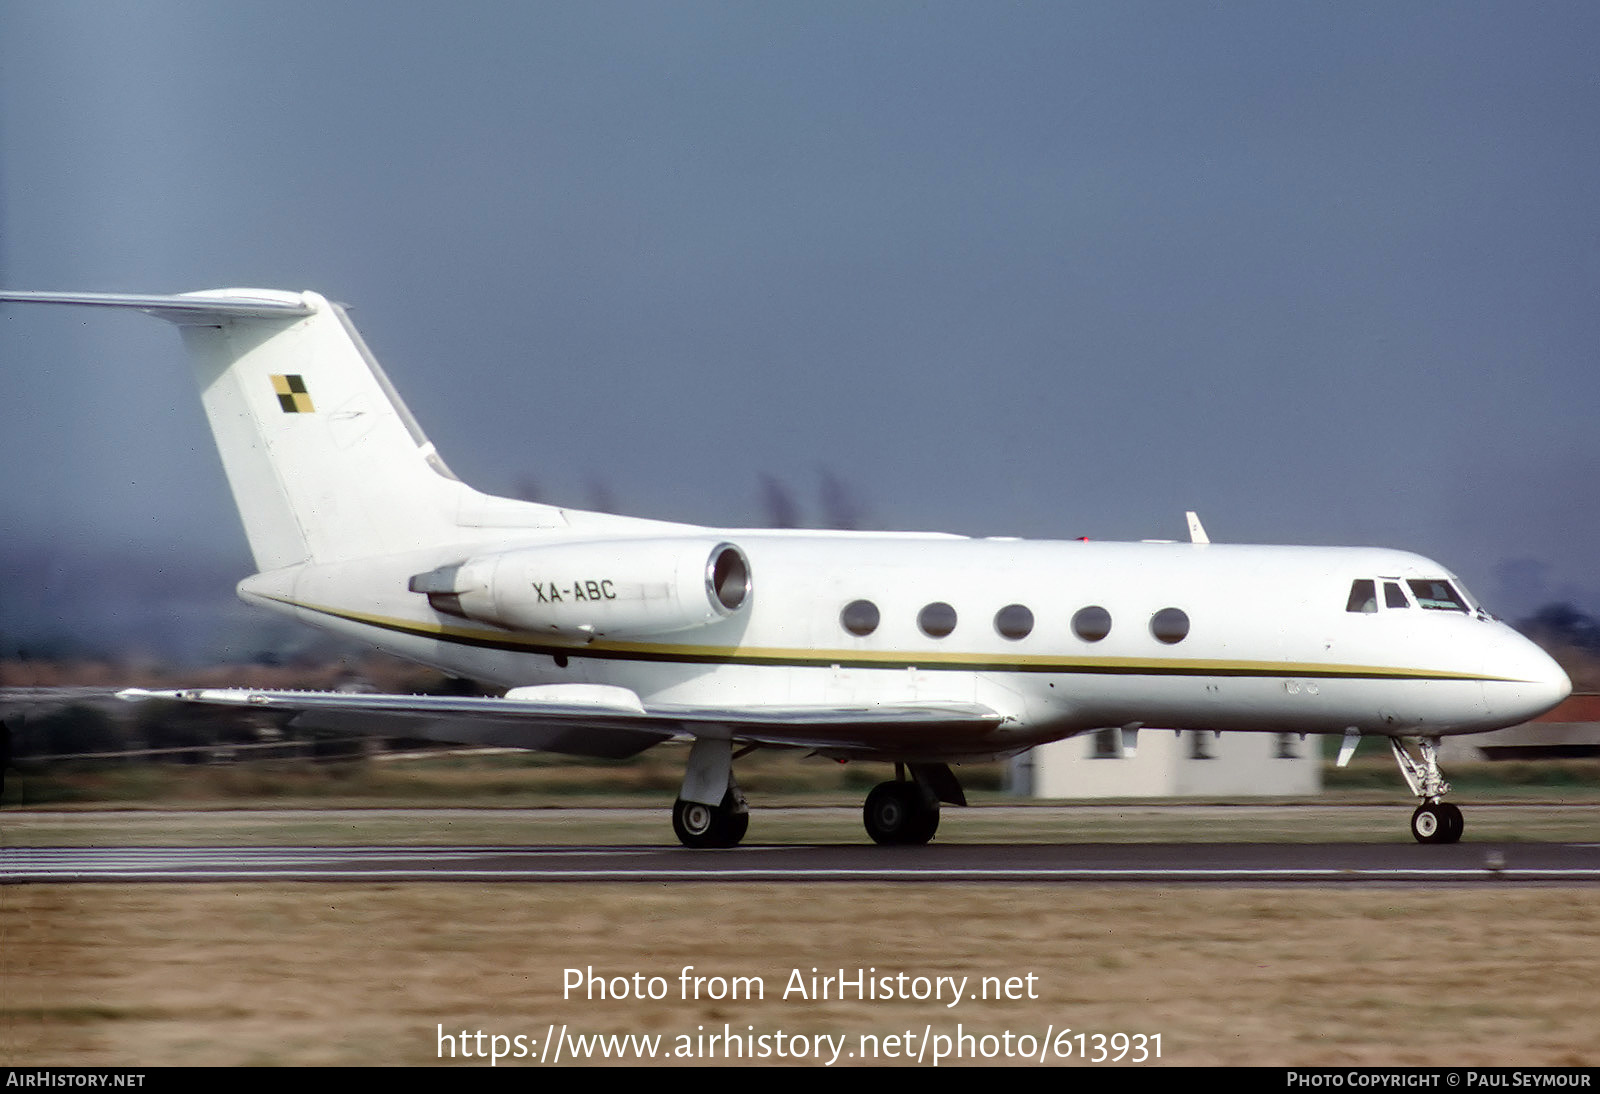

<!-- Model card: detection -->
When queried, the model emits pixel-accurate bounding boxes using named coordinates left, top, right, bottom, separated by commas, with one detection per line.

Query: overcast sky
left=2, top=2, right=1597, bottom=657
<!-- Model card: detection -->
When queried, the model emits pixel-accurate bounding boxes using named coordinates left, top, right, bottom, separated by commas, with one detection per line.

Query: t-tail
left=0, top=289, right=664, bottom=571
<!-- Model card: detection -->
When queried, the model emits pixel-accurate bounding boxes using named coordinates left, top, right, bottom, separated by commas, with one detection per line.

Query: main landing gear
left=863, top=780, right=940, bottom=846
left=862, top=762, right=965, bottom=846
left=670, top=740, right=966, bottom=849
left=670, top=737, right=751, bottom=848
left=1390, top=737, right=1464, bottom=844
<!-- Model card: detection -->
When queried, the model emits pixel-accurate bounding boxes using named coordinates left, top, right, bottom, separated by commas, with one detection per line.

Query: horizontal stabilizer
left=0, top=289, right=313, bottom=323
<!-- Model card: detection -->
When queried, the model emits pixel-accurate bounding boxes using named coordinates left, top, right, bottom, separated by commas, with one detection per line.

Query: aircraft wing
left=117, top=688, right=1008, bottom=760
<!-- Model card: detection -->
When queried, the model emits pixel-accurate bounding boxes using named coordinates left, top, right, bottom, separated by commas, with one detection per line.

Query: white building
left=1021, top=728, right=1322, bottom=798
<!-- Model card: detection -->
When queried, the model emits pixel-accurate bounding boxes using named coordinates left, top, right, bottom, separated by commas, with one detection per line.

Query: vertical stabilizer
left=0, top=288, right=569, bottom=570
left=174, top=290, right=471, bottom=568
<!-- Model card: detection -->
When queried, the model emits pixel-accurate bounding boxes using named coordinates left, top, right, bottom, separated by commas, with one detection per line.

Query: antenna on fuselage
left=1185, top=511, right=1210, bottom=544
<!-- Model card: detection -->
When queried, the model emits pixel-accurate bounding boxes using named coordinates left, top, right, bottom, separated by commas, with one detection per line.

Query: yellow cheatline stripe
left=257, top=594, right=1522, bottom=683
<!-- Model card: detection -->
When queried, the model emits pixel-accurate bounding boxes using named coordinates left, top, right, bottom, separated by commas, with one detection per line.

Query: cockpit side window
left=1408, top=579, right=1468, bottom=612
left=1346, top=579, right=1377, bottom=614
left=1384, top=582, right=1409, bottom=609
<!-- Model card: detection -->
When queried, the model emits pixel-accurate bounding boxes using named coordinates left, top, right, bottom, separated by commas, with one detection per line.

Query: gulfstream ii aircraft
left=1, top=288, right=1572, bottom=847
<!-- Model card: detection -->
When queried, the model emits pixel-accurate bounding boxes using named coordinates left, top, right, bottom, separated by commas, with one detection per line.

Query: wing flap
left=651, top=701, right=1007, bottom=753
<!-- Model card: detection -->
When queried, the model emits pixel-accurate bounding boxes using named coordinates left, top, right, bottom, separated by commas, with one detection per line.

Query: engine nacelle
left=409, top=538, right=751, bottom=641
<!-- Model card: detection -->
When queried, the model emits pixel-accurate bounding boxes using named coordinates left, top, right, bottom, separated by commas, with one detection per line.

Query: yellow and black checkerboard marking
left=271, top=374, right=315, bottom=413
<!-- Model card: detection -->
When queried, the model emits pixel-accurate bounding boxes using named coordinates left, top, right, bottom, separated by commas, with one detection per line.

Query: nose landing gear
left=1390, top=737, right=1464, bottom=844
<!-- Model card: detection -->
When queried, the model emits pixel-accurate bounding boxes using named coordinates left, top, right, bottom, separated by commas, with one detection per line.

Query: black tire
left=672, top=791, right=747, bottom=849
left=1410, top=804, right=1448, bottom=844
left=726, top=808, right=750, bottom=846
left=1439, top=802, right=1464, bottom=844
left=673, top=797, right=718, bottom=847
left=863, top=781, right=940, bottom=846
left=904, top=784, right=940, bottom=845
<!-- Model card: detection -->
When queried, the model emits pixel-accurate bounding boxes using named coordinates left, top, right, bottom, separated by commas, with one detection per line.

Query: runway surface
left=7, top=841, right=1600, bottom=883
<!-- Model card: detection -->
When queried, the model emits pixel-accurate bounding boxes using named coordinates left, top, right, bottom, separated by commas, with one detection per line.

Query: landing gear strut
left=672, top=737, right=749, bottom=849
left=1390, top=737, right=1464, bottom=844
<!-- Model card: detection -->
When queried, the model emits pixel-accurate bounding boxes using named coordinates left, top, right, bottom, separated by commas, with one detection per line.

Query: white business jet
left=0, top=289, right=1571, bottom=846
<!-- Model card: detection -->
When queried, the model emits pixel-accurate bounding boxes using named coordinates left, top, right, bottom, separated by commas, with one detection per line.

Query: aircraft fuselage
left=241, top=532, right=1568, bottom=761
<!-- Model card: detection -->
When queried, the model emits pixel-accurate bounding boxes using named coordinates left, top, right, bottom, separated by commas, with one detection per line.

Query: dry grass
left=3, top=883, right=1599, bottom=1066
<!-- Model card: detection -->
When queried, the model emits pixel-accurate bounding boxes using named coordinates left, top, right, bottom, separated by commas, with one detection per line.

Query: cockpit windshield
left=1347, top=576, right=1473, bottom=615
left=1408, top=579, right=1469, bottom=612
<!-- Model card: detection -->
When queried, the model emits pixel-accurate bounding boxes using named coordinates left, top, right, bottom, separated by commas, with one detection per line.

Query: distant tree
left=584, top=477, right=619, bottom=515
left=134, top=704, right=216, bottom=763
left=21, top=704, right=128, bottom=760
left=758, top=474, right=802, bottom=529
left=817, top=467, right=864, bottom=530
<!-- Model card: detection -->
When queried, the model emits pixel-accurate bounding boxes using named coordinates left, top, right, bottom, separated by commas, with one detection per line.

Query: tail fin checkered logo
left=271, top=374, right=315, bottom=413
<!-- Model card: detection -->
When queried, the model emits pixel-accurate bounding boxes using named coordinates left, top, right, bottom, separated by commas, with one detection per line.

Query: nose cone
left=1483, top=629, right=1572, bottom=728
